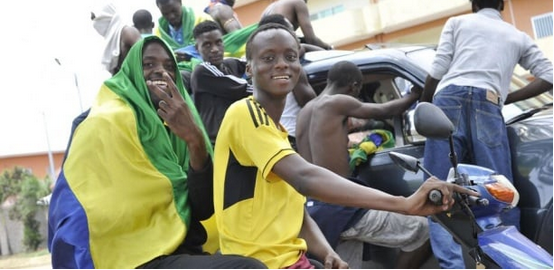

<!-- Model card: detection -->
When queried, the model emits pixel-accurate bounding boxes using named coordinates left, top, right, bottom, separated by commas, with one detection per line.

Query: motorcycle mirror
left=414, top=102, right=454, bottom=139
left=389, top=152, right=420, bottom=173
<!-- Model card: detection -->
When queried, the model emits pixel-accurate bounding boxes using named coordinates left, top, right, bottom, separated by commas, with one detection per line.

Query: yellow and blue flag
left=48, top=36, right=212, bottom=268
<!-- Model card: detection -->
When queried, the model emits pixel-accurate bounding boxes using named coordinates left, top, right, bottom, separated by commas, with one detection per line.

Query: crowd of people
left=47, top=0, right=552, bottom=268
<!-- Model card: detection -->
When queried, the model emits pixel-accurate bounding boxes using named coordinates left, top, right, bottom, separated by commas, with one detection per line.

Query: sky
left=0, top=0, right=207, bottom=157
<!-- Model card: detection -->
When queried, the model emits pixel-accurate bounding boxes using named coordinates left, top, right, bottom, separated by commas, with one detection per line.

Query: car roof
left=302, top=45, right=435, bottom=85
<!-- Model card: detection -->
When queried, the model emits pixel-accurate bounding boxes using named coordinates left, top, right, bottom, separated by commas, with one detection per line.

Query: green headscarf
left=157, top=6, right=197, bottom=50
left=105, top=35, right=213, bottom=221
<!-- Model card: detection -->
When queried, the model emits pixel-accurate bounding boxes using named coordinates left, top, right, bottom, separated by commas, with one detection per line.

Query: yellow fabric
left=214, top=97, right=306, bottom=268
left=200, top=215, right=220, bottom=254
left=65, top=86, right=185, bottom=268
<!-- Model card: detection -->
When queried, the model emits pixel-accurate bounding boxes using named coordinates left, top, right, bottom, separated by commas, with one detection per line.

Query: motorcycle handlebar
left=428, top=189, right=487, bottom=206
left=428, top=189, right=443, bottom=205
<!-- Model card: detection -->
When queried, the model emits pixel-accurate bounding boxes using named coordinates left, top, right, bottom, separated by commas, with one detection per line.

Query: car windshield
left=405, top=48, right=553, bottom=122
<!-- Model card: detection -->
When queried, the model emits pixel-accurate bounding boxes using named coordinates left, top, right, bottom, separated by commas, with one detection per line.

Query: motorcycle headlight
left=485, top=175, right=520, bottom=207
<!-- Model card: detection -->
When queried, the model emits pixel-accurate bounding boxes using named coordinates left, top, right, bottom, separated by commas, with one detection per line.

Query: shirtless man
left=261, top=0, right=332, bottom=50
left=296, top=61, right=421, bottom=176
left=204, top=0, right=242, bottom=34
left=296, top=60, right=431, bottom=268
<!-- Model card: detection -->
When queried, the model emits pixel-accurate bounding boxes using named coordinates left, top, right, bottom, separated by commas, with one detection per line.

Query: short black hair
left=133, top=9, right=153, bottom=29
left=156, top=0, right=179, bottom=7
left=327, top=61, right=362, bottom=87
left=193, top=20, right=222, bottom=39
left=245, top=23, right=299, bottom=60
left=471, top=0, right=503, bottom=10
left=259, top=14, right=293, bottom=30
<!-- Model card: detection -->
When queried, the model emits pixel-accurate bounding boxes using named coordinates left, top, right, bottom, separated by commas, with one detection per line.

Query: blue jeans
left=423, top=85, right=520, bottom=268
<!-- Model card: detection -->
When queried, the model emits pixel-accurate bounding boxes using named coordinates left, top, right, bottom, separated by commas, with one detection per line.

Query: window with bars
left=531, top=12, right=553, bottom=39
left=309, top=5, right=345, bottom=21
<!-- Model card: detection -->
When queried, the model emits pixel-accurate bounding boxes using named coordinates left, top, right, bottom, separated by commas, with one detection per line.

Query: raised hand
left=147, top=72, right=208, bottom=169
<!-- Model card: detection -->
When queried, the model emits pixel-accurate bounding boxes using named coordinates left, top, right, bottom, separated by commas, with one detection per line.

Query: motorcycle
left=388, top=102, right=553, bottom=269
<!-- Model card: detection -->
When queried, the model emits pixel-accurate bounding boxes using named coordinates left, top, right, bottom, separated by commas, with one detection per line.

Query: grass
left=0, top=248, right=51, bottom=269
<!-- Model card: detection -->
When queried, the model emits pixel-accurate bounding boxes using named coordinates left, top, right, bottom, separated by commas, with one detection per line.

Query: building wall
left=234, top=0, right=552, bottom=51
left=234, top=0, right=552, bottom=77
left=0, top=203, right=49, bottom=256
left=0, top=152, right=64, bottom=180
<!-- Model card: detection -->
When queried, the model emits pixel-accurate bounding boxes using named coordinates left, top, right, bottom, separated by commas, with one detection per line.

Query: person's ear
left=246, top=62, right=252, bottom=78
left=351, top=81, right=359, bottom=91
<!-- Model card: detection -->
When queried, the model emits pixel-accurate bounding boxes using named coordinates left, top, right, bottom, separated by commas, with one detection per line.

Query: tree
left=0, top=167, right=50, bottom=251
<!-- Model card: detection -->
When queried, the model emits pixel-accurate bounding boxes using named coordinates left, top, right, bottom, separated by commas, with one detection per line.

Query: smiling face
left=246, top=28, right=301, bottom=100
left=196, top=29, right=224, bottom=66
left=142, top=41, right=177, bottom=109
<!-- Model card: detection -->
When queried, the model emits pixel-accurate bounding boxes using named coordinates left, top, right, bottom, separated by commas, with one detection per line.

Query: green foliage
left=0, top=166, right=50, bottom=252
left=0, top=167, right=25, bottom=203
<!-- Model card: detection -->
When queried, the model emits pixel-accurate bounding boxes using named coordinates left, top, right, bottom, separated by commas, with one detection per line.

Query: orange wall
left=0, top=152, right=64, bottom=180
left=236, top=0, right=272, bottom=26
left=507, top=0, right=553, bottom=36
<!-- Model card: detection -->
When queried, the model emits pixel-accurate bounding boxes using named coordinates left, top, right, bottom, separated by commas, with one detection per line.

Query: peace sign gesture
left=147, top=72, right=208, bottom=169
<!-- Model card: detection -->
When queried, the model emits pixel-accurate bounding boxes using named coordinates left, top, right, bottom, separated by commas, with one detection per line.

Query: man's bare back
left=262, top=0, right=301, bottom=30
left=261, top=0, right=332, bottom=49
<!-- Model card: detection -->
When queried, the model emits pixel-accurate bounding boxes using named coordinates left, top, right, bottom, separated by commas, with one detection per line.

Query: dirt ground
left=0, top=249, right=51, bottom=269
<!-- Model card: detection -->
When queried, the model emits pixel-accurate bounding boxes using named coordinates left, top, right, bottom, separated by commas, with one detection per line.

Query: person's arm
left=504, top=78, right=553, bottom=105
left=336, top=86, right=421, bottom=120
left=187, top=158, right=214, bottom=220
left=273, top=154, right=479, bottom=216
left=420, top=75, right=439, bottom=103
left=294, top=1, right=332, bottom=50
left=149, top=72, right=209, bottom=170
left=212, top=5, right=242, bottom=33
left=292, top=70, right=316, bottom=107
left=191, top=63, right=250, bottom=100
left=121, top=25, right=141, bottom=48
left=301, top=43, right=325, bottom=53
left=299, top=210, right=349, bottom=269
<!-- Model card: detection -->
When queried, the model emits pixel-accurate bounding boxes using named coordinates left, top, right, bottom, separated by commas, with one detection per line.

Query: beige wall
left=234, top=0, right=552, bottom=54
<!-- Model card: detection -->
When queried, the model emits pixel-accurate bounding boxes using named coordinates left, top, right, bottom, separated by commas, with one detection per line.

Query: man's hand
left=410, top=85, right=423, bottom=96
left=405, top=177, right=480, bottom=216
left=323, top=252, right=349, bottom=269
left=147, top=72, right=208, bottom=169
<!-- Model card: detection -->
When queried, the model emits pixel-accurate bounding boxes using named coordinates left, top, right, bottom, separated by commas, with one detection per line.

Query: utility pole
left=54, top=58, right=84, bottom=112
left=42, top=112, right=56, bottom=180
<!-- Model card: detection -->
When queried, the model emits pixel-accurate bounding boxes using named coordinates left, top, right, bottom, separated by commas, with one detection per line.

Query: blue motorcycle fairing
left=479, top=225, right=553, bottom=269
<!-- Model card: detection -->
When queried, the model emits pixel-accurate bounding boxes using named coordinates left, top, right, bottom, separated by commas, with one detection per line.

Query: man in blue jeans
left=421, top=0, right=553, bottom=268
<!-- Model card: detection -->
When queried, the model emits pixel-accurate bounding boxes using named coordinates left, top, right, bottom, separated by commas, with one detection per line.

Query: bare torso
left=296, top=95, right=352, bottom=177
left=262, top=0, right=300, bottom=30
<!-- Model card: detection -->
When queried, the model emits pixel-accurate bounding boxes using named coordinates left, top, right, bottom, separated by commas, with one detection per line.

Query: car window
left=503, top=74, right=553, bottom=121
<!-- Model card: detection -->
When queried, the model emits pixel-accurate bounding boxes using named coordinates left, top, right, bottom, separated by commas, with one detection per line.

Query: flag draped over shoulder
left=157, top=6, right=200, bottom=50
left=223, top=23, right=258, bottom=58
left=48, top=36, right=212, bottom=269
